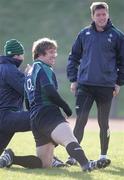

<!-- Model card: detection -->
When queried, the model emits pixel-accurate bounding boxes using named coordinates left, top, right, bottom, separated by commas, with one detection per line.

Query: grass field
left=0, top=121, right=124, bottom=180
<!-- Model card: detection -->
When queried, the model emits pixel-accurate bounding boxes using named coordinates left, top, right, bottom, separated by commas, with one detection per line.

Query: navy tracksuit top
left=0, top=56, right=24, bottom=111
left=67, top=20, right=124, bottom=87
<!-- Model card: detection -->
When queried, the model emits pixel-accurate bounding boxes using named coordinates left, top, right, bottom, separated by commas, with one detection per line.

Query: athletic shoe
left=66, top=157, right=77, bottom=166
left=83, top=158, right=111, bottom=172
left=97, top=158, right=111, bottom=169
left=52, top=156, right=66, bottom=167
left=83, top=160, right=98, bottom=172
left=0, top=149, right=14, bottom=168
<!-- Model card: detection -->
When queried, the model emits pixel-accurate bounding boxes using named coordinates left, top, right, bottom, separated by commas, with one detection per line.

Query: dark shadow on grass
left=99, top=165, right=124, bottom=177
left=4, top=166, right=93, bottom=180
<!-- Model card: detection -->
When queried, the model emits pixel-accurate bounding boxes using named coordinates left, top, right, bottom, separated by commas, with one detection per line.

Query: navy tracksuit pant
left=74, top=85, right=114, bottom=155
left=0, top=110, right=30, bottom=155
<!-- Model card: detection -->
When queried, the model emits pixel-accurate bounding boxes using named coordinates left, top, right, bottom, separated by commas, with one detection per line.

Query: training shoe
left=83, top=158, right=111, bottom=172
left=66, top=157, right=77, bottom=166
left=0, top=149, right=14, bottom=168
left=97, top=158, right=111, bottom=169
left=52, top=156, right=66, bottom=167
left=83, top=160, right=98, bottom=172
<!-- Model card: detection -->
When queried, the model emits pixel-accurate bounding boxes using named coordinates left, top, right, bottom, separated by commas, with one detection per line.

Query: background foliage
left=0, top=0, right=124, bottom=117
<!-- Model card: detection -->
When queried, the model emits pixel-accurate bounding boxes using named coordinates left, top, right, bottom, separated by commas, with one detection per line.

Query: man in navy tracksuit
left=66, top=2, right=124, bottom=165
left=0, top=39, right=30, bottom=155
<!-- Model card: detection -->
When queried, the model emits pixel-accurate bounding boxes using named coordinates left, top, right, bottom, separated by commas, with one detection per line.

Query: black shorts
left=31, top=106, right=67, bottom=147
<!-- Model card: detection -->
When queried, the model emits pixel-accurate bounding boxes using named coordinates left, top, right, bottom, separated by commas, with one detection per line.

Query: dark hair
left=90, top=2, right=109, bottom=15
left=32, top=38, right=57, bottom=60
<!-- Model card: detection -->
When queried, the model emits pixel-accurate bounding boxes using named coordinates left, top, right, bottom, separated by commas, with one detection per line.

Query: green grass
left=0, top=130, right=124, bottom=180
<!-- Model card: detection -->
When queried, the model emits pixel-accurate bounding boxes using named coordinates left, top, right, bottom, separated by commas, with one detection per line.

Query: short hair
left=90, top=2, right=109, bottom=15
left=32, top=37, right=57, bottom=60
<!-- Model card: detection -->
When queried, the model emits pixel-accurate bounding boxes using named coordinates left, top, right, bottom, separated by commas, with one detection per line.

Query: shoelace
left=52, top=159, right=64, bottom=167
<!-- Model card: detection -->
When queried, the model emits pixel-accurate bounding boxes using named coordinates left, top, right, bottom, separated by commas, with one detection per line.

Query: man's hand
left=70, top=82, right=77, bottom=94
left=113, top=84, right=120, bottom=96
left=25, top=64, right=32, bottom=75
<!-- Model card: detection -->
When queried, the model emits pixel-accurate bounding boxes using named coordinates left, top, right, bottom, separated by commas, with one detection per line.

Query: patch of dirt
left=67, top=118, right=124, bottom=132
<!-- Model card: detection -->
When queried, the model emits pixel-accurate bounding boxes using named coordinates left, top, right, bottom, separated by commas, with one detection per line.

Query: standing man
left=66, top=2, right=124, bottom=165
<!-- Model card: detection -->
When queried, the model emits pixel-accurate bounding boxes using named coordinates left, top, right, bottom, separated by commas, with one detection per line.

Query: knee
left=51, top=122, right=79, bottom=147
left=62, top=136, right=78, bottom=147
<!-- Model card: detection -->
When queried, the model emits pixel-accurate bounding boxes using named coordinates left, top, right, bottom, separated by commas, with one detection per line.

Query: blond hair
left=32, top=38, right=57, bottom=60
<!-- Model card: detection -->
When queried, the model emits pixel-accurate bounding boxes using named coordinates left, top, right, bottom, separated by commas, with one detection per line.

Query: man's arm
left=44, top=85, right=72, bottom=117
left=116, top=32, right=124, bottom=86
left=66, top=32, right=83, bottom=83
left=4, top=65, right=25, bottom=96
left=38, top=68, right=72, bottom=117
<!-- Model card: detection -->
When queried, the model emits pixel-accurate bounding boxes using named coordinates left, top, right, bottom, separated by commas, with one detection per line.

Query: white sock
left=99, top=155, right=107, bottom=159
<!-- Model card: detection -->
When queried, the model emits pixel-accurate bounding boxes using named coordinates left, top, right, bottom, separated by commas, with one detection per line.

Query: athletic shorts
left=31, top=106, right=67, bottom=147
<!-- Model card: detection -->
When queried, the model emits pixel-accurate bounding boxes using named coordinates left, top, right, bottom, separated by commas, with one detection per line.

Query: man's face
left=14, top=54, right=24, bottom=61
left=43, top=48, right=57, bottom=66
left=92, top=8, right=109, bottom=29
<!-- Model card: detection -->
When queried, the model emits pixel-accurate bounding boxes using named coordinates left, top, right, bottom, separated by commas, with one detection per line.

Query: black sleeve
left=44, top=84, right=72, bottom=117
left=67, top=31, right=83, bottom=82
left=116, top=32, right=124, bottom=86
